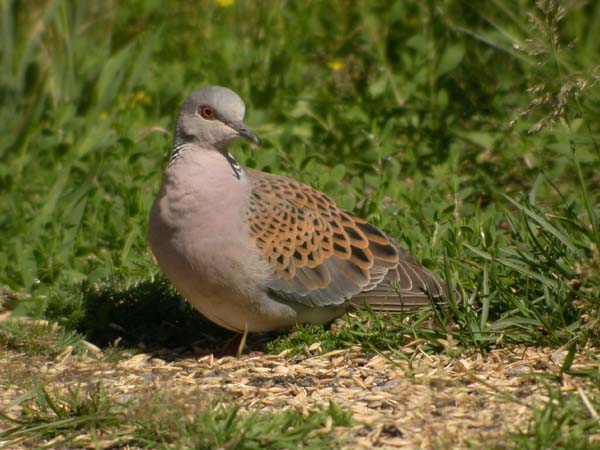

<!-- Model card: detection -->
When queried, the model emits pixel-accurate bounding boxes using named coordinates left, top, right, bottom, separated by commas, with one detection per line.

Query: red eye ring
left=198, top=105, right=216, bottom=120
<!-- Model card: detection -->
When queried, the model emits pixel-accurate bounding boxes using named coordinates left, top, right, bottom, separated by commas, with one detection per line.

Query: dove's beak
left=230, top=121, right=260, bottom=146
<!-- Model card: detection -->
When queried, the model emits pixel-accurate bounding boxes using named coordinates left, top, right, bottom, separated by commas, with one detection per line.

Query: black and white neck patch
left=168, top=143, right=190, bottom=166
left=168, top=144, right=243, bottom=180
left=226, top=152, right=243, bottom=180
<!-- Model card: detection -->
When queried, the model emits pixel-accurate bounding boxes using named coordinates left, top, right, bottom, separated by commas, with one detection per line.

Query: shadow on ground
left=69, top=277, right=283, bottom=357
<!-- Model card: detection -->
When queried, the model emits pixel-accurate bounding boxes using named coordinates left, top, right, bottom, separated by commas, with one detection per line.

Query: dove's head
left=174, top=86, right=259, bottom=152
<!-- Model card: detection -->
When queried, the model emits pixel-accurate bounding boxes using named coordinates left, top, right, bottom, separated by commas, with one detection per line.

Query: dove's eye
left=198, top=105, right=216, bottom=120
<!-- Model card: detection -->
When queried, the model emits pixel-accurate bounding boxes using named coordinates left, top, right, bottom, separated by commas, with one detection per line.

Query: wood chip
left=1, top=344, right=599, bottom=449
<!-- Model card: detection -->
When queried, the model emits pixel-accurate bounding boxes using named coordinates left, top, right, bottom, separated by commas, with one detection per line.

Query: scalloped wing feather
left=245, top=170, right=447, bottom=310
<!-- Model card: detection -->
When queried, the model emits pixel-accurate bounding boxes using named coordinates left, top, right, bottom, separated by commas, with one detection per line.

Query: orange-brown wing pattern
left=246, top=170, right=399, bottom=307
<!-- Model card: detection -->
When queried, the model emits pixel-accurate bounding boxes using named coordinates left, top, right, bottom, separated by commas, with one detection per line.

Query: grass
left=1, top=0, right=600, bottom=448
left=0, top=319, right=87, bottom=357
left=0, top=382, right=351, bottom=449
left=512, top=385, right=600, bottom=449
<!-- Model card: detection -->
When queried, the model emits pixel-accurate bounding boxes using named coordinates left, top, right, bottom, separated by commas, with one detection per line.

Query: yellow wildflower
left=327, top=59, right=345, bottom=72
left=134, top=90, right=151, bottom=106
left=99, top=112, right=109, bottom=120
left=215, top=0, right=234, bottom=7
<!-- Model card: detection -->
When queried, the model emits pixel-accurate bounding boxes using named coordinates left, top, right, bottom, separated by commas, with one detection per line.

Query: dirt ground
left=1, top=340, right=598, bottom=449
